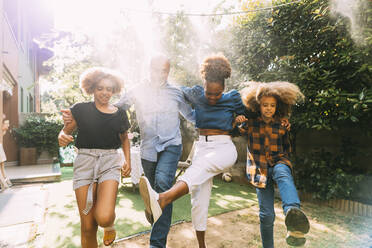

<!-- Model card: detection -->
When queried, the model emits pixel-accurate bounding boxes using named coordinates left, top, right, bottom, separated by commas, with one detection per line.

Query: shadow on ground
left=43, top=177, right=257, bottom=247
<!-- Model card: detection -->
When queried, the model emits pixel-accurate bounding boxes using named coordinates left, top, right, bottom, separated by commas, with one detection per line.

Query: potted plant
left=13, top=114, right=63, bottom=165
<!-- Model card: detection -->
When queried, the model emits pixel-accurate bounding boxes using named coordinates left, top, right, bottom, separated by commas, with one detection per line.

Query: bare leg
left=0, top=163, right=8, bottom=189
left=0, top=162, right=5, bottom=176
left=196, top=230, right=207, bottom=248
left=95, top=180, right=119, bottom=245
left=75, top=184, right=98, bottom=248
left=94, top=180, right=118, bottom=227
left=0, top=162, right=11, bottom=186
left=158, top=180, right=189, bottom=209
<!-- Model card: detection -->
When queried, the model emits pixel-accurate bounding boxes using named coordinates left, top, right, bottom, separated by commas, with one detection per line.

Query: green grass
left=46, top=169, right=372, bottom=248
left=302, top=202, right=372, bottom=248
left=45, top=170, right=257, bottom=248
left=112, top=177, right=257, bottom=240
left=60, top=166, right=74, bottom=181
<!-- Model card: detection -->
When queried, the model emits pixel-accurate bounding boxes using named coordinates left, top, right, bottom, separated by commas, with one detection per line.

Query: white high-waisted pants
left=178, top=135, right=237, bottom=231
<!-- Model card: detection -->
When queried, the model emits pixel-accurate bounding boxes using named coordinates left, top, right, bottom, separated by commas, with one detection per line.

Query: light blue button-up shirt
left=116, top=81, right=195, bottom=162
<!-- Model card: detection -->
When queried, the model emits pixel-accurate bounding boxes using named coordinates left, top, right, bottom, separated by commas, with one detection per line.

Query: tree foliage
left=232, top=0, right=372, bottom=132
left=41, top=15, right=146, bottom=112
left=160, top=12, right=201, bottom=86
left=41, top=33, right=96, bottom=112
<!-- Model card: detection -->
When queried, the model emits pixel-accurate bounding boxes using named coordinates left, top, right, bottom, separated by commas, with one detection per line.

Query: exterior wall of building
left=1, top=0, right=51, bottom=164
left=2, top=2, right=20, bottom=163
left=18, top=50, right=36, bottom=114
left=2, top=12, right=19, bottom=80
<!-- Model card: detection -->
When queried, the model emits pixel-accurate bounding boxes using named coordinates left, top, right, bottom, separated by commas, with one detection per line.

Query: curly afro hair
left=200, top=54, right=231, bottom=86
left=79, top=67, right=124, bottom=95
left=241, top=81, right=305, bottom=118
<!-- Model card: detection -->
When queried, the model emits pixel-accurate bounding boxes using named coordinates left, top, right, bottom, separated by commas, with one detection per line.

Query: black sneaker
left=285, top=207, right=310, bottom=246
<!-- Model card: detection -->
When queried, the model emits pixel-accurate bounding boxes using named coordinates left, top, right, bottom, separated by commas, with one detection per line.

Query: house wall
left=1, top=0, right=51, bottom=164
left=3, top=87, right=18, bottom=163
left=2, top=11, right=19, bottom=79
left=18, top=49, right=36, bottom=114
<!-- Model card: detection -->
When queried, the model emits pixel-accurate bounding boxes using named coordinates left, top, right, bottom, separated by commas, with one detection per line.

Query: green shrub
left=294, top=148, right=364, bottom=201
left=13, top=115, right=64, bottom=156
left=232, top=0, right=372, bottom=133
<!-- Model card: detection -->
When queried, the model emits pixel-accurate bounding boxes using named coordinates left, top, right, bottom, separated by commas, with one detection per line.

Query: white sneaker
left=139, top=176, right=162, bottom=224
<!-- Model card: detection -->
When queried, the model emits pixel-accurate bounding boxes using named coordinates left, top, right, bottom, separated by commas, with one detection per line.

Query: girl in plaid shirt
left=236, top=81, right=309, bottom=247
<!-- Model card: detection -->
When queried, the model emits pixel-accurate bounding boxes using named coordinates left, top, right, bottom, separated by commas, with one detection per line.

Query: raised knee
left=274, top=164, right=292, bottom=178
left=95, top=212, right=115, bottom=227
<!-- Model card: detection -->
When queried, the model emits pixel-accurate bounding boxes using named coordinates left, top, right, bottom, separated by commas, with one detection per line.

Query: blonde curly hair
left=79, top=67, right=124, bottom=95
left=241, top=81, right=304, bottom=118
left=200, top=54, right=231, bottom=86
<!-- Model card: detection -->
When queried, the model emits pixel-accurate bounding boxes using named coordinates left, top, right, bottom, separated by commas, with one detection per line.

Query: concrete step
left=5, top=163, right=61, bottom=184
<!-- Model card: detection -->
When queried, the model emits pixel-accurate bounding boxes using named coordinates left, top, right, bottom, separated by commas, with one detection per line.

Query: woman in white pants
left=139, top=54, right=246, bottom=248
left=180, top=134, right=237, bottom=232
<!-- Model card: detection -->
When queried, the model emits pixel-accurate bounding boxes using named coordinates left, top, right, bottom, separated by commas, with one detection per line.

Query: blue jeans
left=256, top=163, right=301, bottom=248
left=141, top=144, right=182, bottom=248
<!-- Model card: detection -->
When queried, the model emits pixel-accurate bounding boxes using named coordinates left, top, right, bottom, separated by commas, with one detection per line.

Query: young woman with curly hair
left=236, top=81, right=309, bottom=247
left=138, top=54, right=247, bottom=248
left=58, top=67, right=131, bottom=247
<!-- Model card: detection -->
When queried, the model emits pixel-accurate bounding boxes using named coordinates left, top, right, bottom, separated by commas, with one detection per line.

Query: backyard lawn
left=43, top=167, right=372, bottom=248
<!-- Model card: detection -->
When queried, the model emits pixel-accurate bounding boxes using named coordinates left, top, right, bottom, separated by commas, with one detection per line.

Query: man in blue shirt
left=115, top=55, right=195, bottom=248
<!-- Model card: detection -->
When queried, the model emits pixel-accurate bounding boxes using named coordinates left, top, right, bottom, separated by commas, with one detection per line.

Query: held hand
left=234, top=115, right=248, bottom=134
left=235, top=115, right=248, bottom=124
left=121, top=162, right=131, bottom=177
left=281, top=118, right=291, bottom=131
left=58, top=131, right=74, bottom=147
left=61, top=109, right=73, bottom=124
left=238, top=126, right=245, bottom=134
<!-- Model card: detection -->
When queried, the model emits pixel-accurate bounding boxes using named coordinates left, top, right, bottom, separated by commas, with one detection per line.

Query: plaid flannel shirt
left=242, top=117, right=292, bottom=188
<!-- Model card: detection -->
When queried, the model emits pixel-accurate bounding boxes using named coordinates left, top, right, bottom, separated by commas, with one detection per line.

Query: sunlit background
left=38, top=0, right=363, bottom=96
left=1, top=1, right=371, bottom=247
left=35, top=0, right=368, bottom=113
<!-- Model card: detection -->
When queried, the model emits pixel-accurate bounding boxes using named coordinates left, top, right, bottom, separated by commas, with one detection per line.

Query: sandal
left=103, top=227, right=116, bottom=246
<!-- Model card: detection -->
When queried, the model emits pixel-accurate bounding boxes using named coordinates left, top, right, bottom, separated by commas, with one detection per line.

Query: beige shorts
left=73, top=148, right=122, bottom=215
